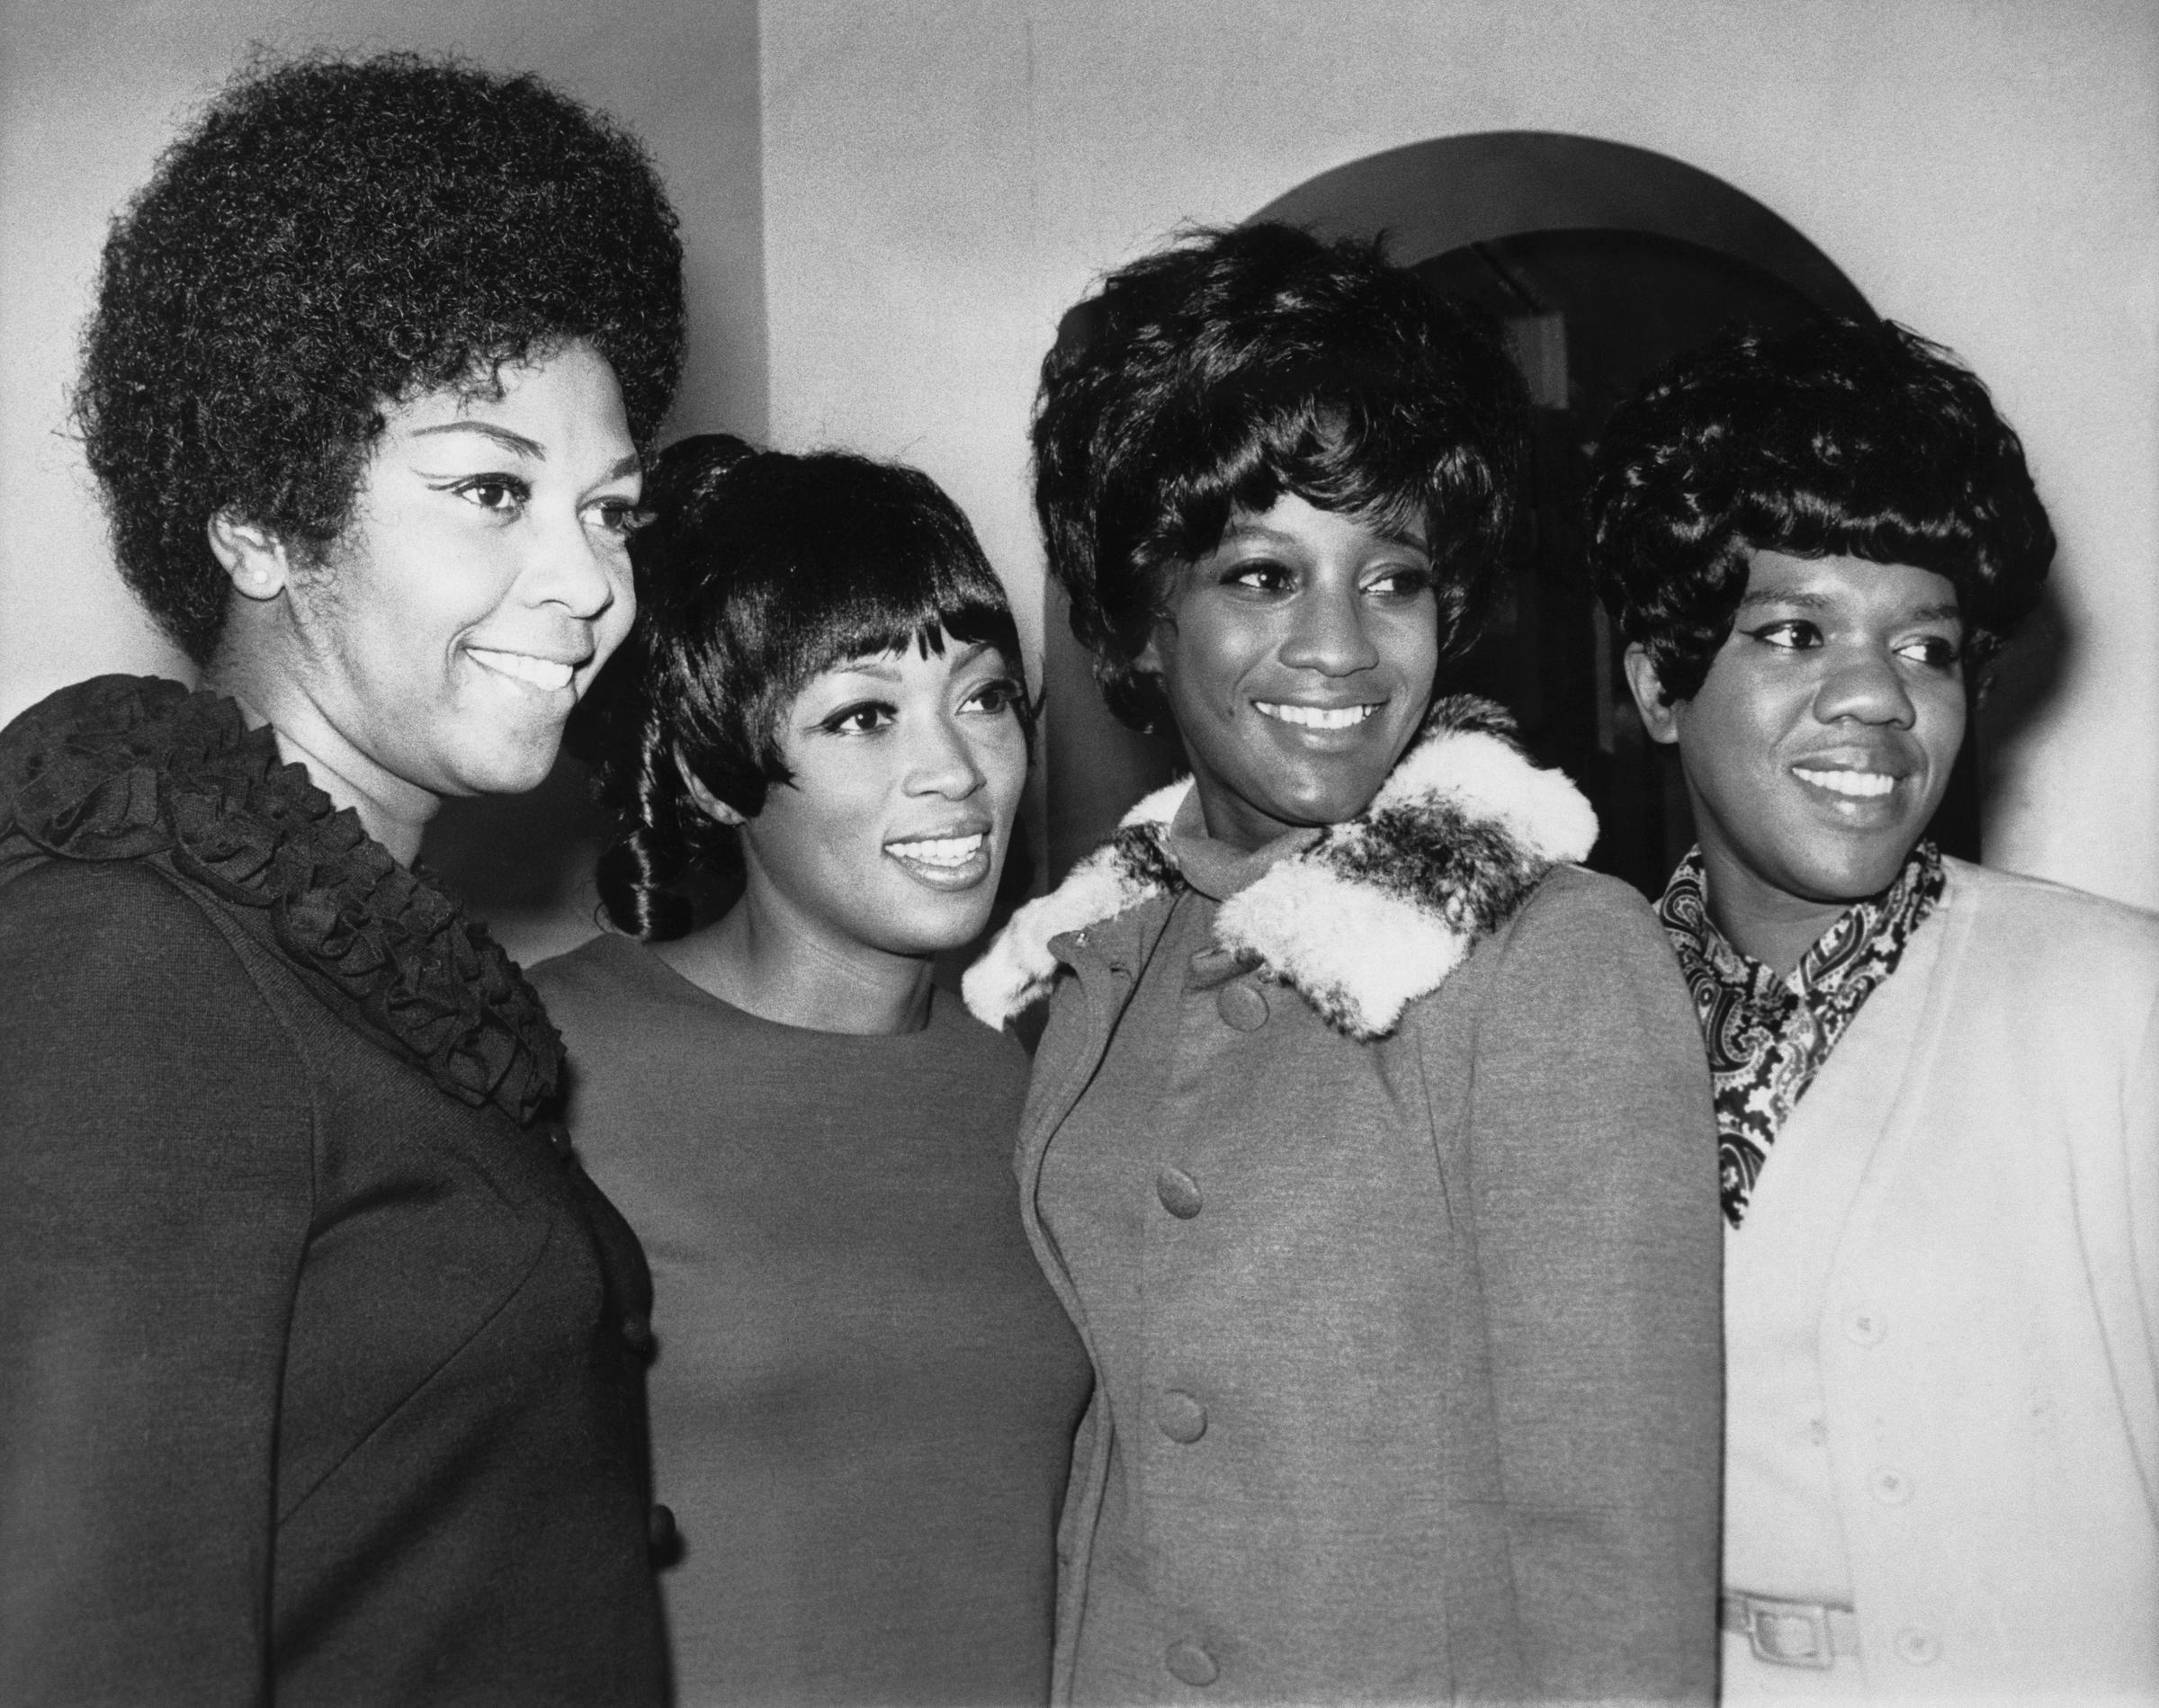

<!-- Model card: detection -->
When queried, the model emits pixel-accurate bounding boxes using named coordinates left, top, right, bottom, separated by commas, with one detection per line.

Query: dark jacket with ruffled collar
left=0, top=676, right=667, bottom=1705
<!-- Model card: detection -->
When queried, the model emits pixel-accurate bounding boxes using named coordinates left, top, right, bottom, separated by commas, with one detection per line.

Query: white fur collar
left=963, top=696, right=1597, bottom=1040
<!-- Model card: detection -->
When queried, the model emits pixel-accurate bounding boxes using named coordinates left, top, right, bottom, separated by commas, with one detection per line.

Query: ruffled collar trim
left=0, top=675, right=560, bottom=1124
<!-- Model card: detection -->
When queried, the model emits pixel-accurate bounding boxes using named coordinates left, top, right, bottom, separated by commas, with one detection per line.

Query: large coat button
left=1217, top=980, right=1268, bottom=1031
left=1166, top=1640, right=1218, bottom=1686
left=648, top=1502, right=680, bottom=1563
left=1156, top=1167, right=1203, bottom=1219
left=1157, top=1390, right=1207, bottom=1443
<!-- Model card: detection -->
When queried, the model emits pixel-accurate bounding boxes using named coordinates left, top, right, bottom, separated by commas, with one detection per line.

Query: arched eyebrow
left=413, top=421, right=544, bottom=458
left=408, top=425, right=639, bottom=486
left=1735, top=587, right=1963, bottom=625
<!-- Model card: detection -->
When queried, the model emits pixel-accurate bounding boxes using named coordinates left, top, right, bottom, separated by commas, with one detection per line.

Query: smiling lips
left=1794, top=765, right=1897, bottom=800
left=1256, top=700, right=1380, bottom=730
left=468, top=647, right=579, bottom=693
left=885, top=830, right=991, bottom=890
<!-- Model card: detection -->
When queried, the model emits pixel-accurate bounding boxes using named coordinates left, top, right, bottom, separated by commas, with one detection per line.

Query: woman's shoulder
left=1492, top=863, right=1679, bottom=977
left=1396, top=860, right=1700, bottom=1069
left=1946, top=857, right=2159, bottom=974
left=927, top=981, right=1033, bottom=1089
left=2, top=853, right=253, bottom=987
left=527, top=929, right=658, bottom=1013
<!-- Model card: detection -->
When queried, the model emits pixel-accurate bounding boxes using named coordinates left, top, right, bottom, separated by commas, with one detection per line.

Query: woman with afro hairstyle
left=1592, top=316, right=2159, bottom=1702
left=964, top=222, right=1723, bottom=1704
left=531, top=434, right=1091, bottom=1704
left=0, top=52, right=685, bottom=1704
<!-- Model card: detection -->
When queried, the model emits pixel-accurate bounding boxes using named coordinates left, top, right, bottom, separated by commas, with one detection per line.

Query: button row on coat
left=1166, top=1639, right=1218, bottom=1686
left=1157, top=1389, right=1207, bottom=1443
left=1157, top=1167, right=1203, bottom=1219
left=1216, top=979, right=1268, bottom=1032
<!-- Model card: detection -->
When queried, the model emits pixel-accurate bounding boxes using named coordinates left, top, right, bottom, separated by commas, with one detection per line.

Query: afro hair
left=76, top=50, right=686, bottom=663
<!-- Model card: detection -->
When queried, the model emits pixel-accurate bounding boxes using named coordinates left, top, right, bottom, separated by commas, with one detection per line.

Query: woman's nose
left=1278, top=584, right=1380, bottom=677
left=905, top=711, right=988, bottom=798
left=527, top=515, right=621, bottom=621
left=1814, top=645, right=1918, bottom=728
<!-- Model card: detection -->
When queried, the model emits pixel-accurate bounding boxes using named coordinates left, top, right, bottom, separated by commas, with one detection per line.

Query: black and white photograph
left=1, top=2, right=2154, bottom=1703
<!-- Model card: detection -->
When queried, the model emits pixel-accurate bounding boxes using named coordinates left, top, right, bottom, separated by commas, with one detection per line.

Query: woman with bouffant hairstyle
left=533, top=435, right=1089, bottom=1705
left=967, top=223, right=1721, bottom=1704
left=0, top=52, right=682, bottom=1703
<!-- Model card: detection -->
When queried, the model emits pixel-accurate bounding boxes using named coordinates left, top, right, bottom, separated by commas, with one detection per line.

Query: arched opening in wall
left=1043, top=131, right=1981, bottom=894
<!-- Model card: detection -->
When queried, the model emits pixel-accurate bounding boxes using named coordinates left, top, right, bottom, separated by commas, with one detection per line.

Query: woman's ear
left=675, top=747, right=748, bottom=827
left=1621, top=645, right=1683, bottom=747
left=206, top=511, right=294, bottom=603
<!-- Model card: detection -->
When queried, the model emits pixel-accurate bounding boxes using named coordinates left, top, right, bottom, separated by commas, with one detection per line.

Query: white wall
left=760, top=0, right=2159, bottom=909
left=0, top=0, right=766, bottom=725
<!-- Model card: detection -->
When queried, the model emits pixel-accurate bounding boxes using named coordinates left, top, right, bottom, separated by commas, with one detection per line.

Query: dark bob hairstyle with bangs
left=76, top=50, right=685, bottom=664
left=1588, top=315, right=2055, bottom=703
left=1033, top=221, right=1529, bottom=732
left=579, top=433, right=1029, bottom=941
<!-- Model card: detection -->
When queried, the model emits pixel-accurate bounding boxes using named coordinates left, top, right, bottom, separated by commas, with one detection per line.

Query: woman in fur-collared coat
left=963, top=225, right=1723, bottom=1705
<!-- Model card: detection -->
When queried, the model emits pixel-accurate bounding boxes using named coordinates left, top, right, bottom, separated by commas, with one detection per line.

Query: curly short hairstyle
left=76, top=50, right=686, bottom=663
left=1587, top=316, right=2054, bottom=702
left=1033, top=222, right=1528, bottom=732
left=576, top=434, right=1030, bottom=942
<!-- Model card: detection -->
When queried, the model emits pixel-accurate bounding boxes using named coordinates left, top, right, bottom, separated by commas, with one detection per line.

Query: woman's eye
left=592, top=497, right=649, bottom=538
left=1895, top=634, right=1964, bottom=671
left=454, top=475, right=528, bottom=514
left=1364, top=566, right=1435, bottom=600
left=1224, top=559, right=1295, bottom=593
left=962, top=678, right=1022, bottom=716
left=1748, top=620, right=1821, bottom=650
left=820, top=702, right=896, bottom=736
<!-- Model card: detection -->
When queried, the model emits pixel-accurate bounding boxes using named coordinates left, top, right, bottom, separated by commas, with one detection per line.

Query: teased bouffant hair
left=577, top=434, right=1030, bottom=942
left=1588, top=316, right=2054, bottom=702
left=76, top=50, right=685, bottom=663
left=1033, top=222, right=1529, bottom=732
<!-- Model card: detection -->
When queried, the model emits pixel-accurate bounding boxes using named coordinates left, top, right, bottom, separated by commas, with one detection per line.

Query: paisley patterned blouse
left=1658, top=842, right=1943, bottom=1225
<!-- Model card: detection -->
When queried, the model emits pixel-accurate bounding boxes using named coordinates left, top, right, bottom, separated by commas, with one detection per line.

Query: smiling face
left=729, top=638, right=1029, bottom=964
left=224, top=339, right=642, bottom=819
left=1628, top=549, right=1967, bottom=969
left=1141, top=492, right=1440, bottom=852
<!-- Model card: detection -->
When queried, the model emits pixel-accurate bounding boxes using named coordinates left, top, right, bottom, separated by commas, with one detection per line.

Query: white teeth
left=1795, top=767, right=1895, bottom=799
left=1256, top=702, right=1378, bottom=729
left=469, top=648, right=575, bottom=692
left=887, top=833, right=985, bottom=868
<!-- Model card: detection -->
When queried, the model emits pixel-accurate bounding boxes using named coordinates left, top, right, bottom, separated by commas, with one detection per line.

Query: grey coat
left=969, top=704, right=1723, bottom=1704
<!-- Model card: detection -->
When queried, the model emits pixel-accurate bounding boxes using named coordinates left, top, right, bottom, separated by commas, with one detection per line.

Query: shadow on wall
left=1042, top=131, right=2071, bottom=894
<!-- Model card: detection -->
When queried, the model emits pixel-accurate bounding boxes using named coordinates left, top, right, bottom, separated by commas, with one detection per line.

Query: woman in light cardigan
left=967, top=223, right=1723, bottom=1705
left=1593, top=314, right=2159, bottom=1701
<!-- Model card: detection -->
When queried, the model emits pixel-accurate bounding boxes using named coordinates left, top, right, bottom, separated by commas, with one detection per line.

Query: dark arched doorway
left=1043, top=132, right=1971, bottom=894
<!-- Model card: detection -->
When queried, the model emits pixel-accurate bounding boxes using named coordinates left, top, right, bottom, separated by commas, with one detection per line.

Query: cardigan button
left=1217, top=980, right=1268, bottom=1032
left=1166, top=1640, right=1218, bottom=1686
left=622, top=1312, right=657, bottom=1356
left=1156, top=1167, right=1204, bottom=1219
left=1845, top=1308, right=1886, bottom=1346
left=1892, top=1627, right=1940, bottom=1666
left=648, top=1503, right=681, bottom=1565
left=1157, top=1390, right=1208, bottom=1443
